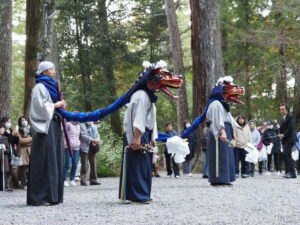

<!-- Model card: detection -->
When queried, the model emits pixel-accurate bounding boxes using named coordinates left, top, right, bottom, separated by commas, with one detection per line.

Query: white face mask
left=5, top=122, right=11, bottom=129
left=186, top=124, right=191, bottom=128
left=22, top=121, right=28, bottom=127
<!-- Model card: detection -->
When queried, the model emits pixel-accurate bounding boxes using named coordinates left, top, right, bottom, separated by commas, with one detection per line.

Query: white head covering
left=36, top=61, right=55, bottom=75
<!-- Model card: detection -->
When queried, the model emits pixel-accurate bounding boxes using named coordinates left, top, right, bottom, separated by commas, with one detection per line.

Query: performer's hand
left=130, top=138, right=141, bottom=150
left=218, top=128, right=227, bottom=142
left=279, top=134, right=284, bottom=140
left=54, top=100, right=66, bottom=108
left=151, top=140, right=157, bottom=147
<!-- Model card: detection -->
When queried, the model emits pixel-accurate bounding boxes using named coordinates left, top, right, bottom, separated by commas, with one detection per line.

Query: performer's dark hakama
left=119, top=130, right=152, bottom=202
left=119, top=89, right=157, bottom=203
left=27, top=113, right=64, bottom=205
left=207, top=122, right=235, bottom=184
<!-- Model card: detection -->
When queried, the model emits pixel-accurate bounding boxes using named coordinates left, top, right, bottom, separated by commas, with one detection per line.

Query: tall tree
left=190, top=0, right=224, bottom=121
left=0, top=0, right=13, bottom=118
left=96, top=0, right=122, bottom=136
left=190, top=0, right=224, bottom=170
left=23, top=0, right=43, bottom=117
left=164, top=0, right=189, bottom=133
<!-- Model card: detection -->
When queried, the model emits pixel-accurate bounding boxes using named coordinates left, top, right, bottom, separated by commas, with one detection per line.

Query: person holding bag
left=79, top=122, right=101, bottom=186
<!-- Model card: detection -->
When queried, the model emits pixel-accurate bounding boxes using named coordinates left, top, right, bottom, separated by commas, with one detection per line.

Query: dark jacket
left=262, top=128, right=281, bottom=153
left=181, top=129, right=197, bottom=160
left=164, top=130, right=178, bottom=154
left=279, top=114, right=296, bottom=145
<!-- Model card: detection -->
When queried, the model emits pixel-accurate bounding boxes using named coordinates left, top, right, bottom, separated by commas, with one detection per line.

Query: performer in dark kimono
left=119, top=61, right=182, bottom=204
left=181, top=76, right=245, bottom=186
left=27, top=62, right=67, bottom=206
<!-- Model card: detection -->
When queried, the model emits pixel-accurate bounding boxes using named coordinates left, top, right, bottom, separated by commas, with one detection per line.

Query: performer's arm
left=130, top=128, right=142, bottom=150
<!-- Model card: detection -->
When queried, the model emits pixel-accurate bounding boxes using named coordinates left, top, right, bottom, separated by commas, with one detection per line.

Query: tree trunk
left=277, top=26, right=288, bottom=104
left=190, top=0, right=224, bottom=172
left=97, top=0, right=122, bottom=136
left=43, top=0, right=60, bottom=73
left=24, top=0, right=43, bottom=118
left=0, top=0, right=12, bottom=118
left=74, top=15, right=93, bottom=111
left=164, top=0, right=189, bottom=133
left=293, top=64, right=300, bottom=129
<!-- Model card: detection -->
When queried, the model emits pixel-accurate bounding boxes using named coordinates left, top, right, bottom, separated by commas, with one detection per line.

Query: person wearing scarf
left=27, top=61, right=67, bottom=206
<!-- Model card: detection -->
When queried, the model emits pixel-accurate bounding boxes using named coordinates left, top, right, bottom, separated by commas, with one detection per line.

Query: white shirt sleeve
left=206, top=101, right=225, bottom=137
left=30, top=84, right=54, bottom=121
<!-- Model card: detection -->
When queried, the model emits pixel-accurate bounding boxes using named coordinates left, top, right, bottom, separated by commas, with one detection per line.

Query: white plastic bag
left=292, top=150, right=299, bottom=161
left=266, top=143, right=273, bottom=155
left=166, top=136, right=190, bottom=163
left=258, top=145, right=268, bottom=162
left=245, top=143, right=260, bottom=164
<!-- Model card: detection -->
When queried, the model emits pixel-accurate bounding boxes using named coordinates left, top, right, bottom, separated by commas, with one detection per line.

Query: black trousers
left=282, top=144, right=295, bottom=175
left=164, top=152, right=179, bottom=176
left=267, top=153, right=280, bottom=172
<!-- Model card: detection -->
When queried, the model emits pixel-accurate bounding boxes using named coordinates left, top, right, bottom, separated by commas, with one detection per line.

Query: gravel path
left=1, top=173, right=300, bottom=225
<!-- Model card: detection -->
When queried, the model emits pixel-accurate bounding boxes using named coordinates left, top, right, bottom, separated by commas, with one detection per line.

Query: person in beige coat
left=233, top=115, right=251, bottom=178
left=18, top=116, right=33, bottom=188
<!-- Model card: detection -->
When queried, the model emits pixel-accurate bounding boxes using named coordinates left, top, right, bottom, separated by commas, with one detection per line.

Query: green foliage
left=220, top=0, right=300, bottom=124
left=96, top=121, right=123, bottom=177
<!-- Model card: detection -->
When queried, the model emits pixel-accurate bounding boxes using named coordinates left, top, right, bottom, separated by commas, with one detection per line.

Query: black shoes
left=80, top=182, right=88, bottom=186
left=285, top=173, right=297, bottom=179
left=90, top=181, right=101, bottom=185
left=202, top=175, right=208, bottom=179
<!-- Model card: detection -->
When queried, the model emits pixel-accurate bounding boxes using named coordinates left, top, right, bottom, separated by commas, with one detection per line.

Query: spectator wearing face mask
left=0, top=117, right=20, bottom=190
left=17, top=116, right=33, bottom=189
left=181, top=120, right=197, bottom=177
left=248, top=120, right=261, bottom=177
left=262, top=120, right=281, bottom=175
left=0, top=124, right=10, bottom=191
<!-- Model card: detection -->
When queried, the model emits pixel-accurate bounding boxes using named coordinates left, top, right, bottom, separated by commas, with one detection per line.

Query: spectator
left=152, top=146, right=160, bottom=177
left=164, top=122, right=180, bottom=178
left=80, top=122, right=101, bottom=186
left=262, top=120, right=281, bottom=175
left=248, top=120, right=261, bottom=177
left=0, top=117, right=20, bottom=190
left=233, top=115, right=251, bottom=178
left=181, top=120, right=197, bottom=177
left=0, top=123, right=10, bottom=191
left=296, top=131, right=300, bottom=175
left=279, top=103, right=297, bottom=178
left=17, top=116, right=33, bottom=189
left=257, top=122, right=268, bottom=175
left=64, top=121, right=81, bottom=187
left=201, top=120, right=211, bottom=179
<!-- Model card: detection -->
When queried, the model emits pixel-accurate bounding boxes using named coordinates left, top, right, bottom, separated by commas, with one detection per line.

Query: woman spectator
left=248, top=120, right=261, bottom=177
left=262, top=120, right=281, bottom=175
left=0, top=117, right=20, bottom=190
left=17, top=116, right=33, bottom=189
left=64, top=121, right=81, bottom=187
left=181, top=120, right=197, bottom=177
left=233, top=115, right=251, bottom=178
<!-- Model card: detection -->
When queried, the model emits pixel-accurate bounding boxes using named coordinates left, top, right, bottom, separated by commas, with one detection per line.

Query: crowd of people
left=1, top=103, right=300, bottom=192
left=0, top=116, right=101, bottom=192
left=1, top=61, right=300, bottom=208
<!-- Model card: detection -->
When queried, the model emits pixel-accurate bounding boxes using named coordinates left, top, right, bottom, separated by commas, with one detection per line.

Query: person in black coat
left=181, top=120, right=197, bottom=176
left=262, top=120, right=281, bottom=174
left=279, top=104, right=297, bottom=178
